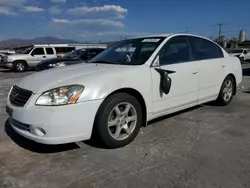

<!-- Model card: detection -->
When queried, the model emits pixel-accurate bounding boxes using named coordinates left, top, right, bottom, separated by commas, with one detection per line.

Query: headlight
left=36, top=85, right=84, bottom=106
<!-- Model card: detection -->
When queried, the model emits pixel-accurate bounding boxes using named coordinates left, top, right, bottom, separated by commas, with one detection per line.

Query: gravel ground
left=0, top=64, right=250, bottom=188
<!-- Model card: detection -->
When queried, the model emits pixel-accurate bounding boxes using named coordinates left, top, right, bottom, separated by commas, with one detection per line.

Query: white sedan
left=6, top=34, right=242, bottom=148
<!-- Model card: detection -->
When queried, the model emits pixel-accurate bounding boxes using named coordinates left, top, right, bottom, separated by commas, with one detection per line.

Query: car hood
left=8, top=54, right=27, bottom=58
left=16, top=63, right=135, bottom=93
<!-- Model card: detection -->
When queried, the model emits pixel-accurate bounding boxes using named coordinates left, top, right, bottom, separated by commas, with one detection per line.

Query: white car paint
left=6, top=34, right=243, bottom=145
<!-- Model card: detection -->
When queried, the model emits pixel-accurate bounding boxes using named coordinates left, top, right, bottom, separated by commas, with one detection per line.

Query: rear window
left=188, top=36, right=224, bottom=60
left=46, top=48, right=54, bottom=55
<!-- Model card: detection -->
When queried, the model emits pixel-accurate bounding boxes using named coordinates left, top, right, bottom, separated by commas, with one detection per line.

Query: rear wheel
left=216, top=76, right=235, bottom=106
left=14, top=61, right=27, bottom=72
left=93, top=93, right=142, bottom=148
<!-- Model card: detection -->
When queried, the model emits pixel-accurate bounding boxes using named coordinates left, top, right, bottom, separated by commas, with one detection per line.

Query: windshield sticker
left=142, top=38, right=161, bottom=43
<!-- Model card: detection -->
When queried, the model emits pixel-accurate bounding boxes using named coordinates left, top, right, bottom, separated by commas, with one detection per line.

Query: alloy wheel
left=16, top=63, right=25, bottom=72
left=222, top=80, right=233, bottom=102
left=107, top=102, right=137, bottom=141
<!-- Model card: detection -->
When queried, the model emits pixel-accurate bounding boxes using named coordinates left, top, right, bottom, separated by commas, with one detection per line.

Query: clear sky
left=0, top=0, right=250, bottom=42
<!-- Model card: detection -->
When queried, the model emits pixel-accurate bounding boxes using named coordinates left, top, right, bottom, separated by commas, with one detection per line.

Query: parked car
left=6, top=34, right=242, bottom=148
left=226, top=48, right=250, bottom=62
left=0, top=53, right=5, bottom=61
left=0, top=53, right=5, bottom=67
left=36, top=48, right=106, bottom=71
left=2, top=47, right=58, bottom=72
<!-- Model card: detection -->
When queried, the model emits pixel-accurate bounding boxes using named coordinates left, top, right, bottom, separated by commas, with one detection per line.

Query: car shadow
left=243, top=67, right=250, bottom=76
left=243, top=90, right=250, bottom=94
left=84, top=105, right=204, bottom=149
left=5, top=119, right=80, bottom=154
left=0, top=69, right=35, bottom=73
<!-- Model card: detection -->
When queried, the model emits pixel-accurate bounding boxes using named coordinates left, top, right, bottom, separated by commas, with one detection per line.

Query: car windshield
left=226, top=49, right=243, bottom=53
left=88, top=37, right=166, bottom=65
left=63, top=49, right=85, bottom=59
left=22, top=47, right=33, bottom=54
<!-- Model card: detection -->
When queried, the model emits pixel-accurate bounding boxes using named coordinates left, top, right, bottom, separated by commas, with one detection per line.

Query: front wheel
left=14, top=61, right=27, bottom=72
left=93, top=93, right=143, bottom=148
left=216, top=76, right=235, bottom=106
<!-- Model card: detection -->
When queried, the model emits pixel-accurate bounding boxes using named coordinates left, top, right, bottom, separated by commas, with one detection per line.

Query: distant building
left=239, top=30, right=247, bottom=43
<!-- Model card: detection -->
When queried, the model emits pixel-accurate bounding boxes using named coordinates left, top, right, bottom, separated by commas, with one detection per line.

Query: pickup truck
left=3, top=47, right=57, bottom=72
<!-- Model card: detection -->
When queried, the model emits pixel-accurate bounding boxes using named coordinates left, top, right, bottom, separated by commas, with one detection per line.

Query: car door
left=187, top=36, right=225, bottom=102
left=45, top=47, right=57, bottom=60
left=28, top=47, right=46, bottom=67
left=150, top=36, right=199, bottom=115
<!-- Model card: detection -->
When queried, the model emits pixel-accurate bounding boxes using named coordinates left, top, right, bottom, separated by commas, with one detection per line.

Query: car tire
left=93, top=93, right=143, bottom=148
left=216, top=76, right=235, bottom=106
left=14, top=61, right=27, bottom=72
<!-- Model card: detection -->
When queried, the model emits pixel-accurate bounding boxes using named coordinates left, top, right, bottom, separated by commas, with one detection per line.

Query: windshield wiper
left=89, top=60, right=113, bottom=64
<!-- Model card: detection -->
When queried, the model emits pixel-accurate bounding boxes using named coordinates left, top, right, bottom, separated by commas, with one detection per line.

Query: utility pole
left=185, top=27, right=188, bottom=34
left=218, top=23, right=222, bottom=38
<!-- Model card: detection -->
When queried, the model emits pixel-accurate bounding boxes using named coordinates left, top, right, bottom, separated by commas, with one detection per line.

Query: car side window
left=80, top=51, right=91, bottom=60
left=32, top=48, right=45, bottom=55
left=88, top=50, right=97, bottom=57
left=97, top=49, right=105, bottom=54
left=188, top=36, right=224, bottom=61
left=159, top=36, right=192, bottom=65
left=46, top=48, right=54, bottom=55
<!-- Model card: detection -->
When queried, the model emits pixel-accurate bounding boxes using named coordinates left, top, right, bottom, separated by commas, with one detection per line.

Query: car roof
left=130, top=33, right=215, bottom=41
left=130, top=34, right=173, bottom=39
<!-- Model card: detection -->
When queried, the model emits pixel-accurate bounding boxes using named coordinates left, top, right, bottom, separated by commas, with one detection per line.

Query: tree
left=215, top=36, right=225, bottom=46
left=229, top=37, right=239, bottom=48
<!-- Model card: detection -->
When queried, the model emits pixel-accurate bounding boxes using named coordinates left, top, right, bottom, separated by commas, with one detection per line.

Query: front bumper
left=7, top=96, right=103, bottom=145
left=0, top=62, right=13, bottom=69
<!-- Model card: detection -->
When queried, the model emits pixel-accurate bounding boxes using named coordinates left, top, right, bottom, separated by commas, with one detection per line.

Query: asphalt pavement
left=0, top=64, right=250, bottom=188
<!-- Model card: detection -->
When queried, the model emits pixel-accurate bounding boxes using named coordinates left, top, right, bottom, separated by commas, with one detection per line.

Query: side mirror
left=155, top=68, right=173, bottom=95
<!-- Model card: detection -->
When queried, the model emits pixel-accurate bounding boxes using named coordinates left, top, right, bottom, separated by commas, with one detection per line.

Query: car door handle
left=222, top=65, right=225, bottom=68
left=193, top=71, right=199, bottom=74
left=43, top=56, right=46, bottom=58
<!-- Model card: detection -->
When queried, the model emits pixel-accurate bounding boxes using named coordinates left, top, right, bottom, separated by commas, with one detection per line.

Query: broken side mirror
left=155, top=68, right=172, bottom=95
